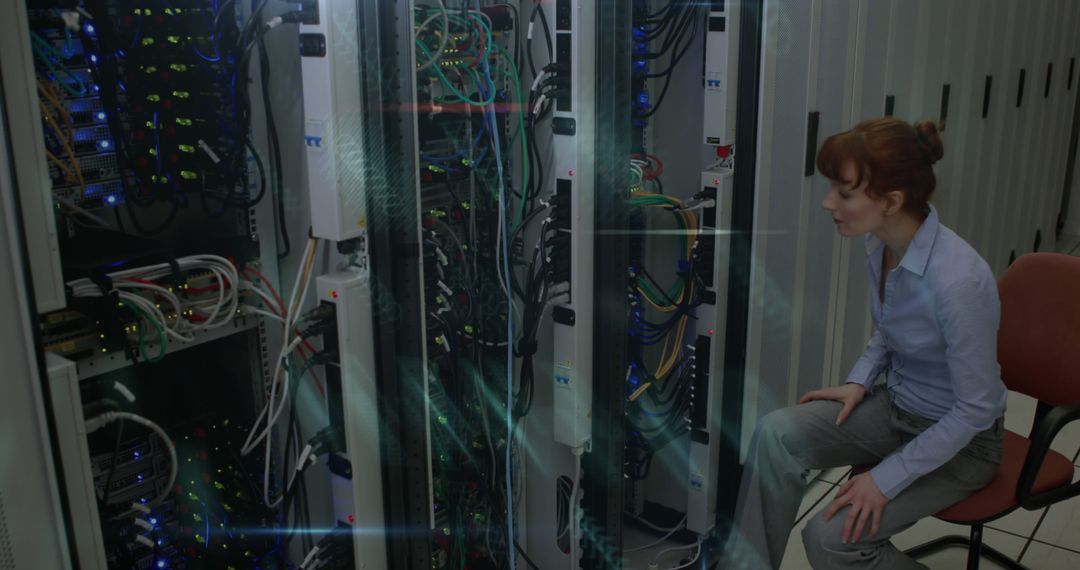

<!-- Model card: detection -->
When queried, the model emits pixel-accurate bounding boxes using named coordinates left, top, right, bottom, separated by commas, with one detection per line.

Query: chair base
left=906, top=533, right=1028, bottom=570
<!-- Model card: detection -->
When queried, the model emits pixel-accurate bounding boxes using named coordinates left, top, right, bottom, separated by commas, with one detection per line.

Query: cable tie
left=198, top=139, right=221, bottom=164
left=112, top=381, right=136, bottom=403
left=295, top=444, right=313, bottom=472
left=134, top=534, right=155, bottom=548
left=131, top=502, right=151, bottom=514
left=300, top=546, right=321, bottom=569
left=527, top=21, right=534, bottom=40
left=436, top=280, right=454, bottom=297
left=133, top=518, right=154, bottom=531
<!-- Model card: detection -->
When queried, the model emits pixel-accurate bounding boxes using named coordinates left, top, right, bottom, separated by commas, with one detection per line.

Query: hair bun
left=915, top=120, right=945, bottom=165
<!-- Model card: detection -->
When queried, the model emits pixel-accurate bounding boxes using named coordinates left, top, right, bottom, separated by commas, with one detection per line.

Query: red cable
left=242, top=268, right=325, bottom=397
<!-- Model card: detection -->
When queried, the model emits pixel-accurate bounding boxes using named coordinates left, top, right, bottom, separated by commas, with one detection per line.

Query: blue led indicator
left=92, top=84, right=100, bottom=93
left=85, top=24, right=96, bottom=35
left=89, top=54, right=98, bottom=64
left=156, top=560, right=166, bottom=569
left=96, top=111, right=107, bottom=121
left=149, top=517, right=158, bottom=525
left=133, top=450, right=140, bottom=459
left=136, top=474, right=144, bottom=482
left=99, top=140, right=111, bottom=149
left=106, top=195, right=117, bottom=205
left=139, top=497, right=148, bottom=504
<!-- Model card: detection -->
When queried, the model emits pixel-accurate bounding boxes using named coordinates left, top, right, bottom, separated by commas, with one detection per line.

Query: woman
left=721, top=117, right=1006, bottom=569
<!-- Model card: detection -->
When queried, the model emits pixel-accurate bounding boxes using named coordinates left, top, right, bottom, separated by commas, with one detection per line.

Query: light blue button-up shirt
left=846, top=204, right=1007, bottom=499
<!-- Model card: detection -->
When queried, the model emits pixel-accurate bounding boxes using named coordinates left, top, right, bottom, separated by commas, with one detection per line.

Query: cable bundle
left=66, top=254, right=241, bottom=361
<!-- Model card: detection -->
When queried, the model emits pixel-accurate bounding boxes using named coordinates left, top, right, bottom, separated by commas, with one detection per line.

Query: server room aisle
left=778, top=236, right=1080, bottom=569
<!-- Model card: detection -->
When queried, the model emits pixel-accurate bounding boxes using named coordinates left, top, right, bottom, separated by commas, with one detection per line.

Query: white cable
left=569, top=446, right=583, bottom=567
left=630, top=512, right=686, bottom=534
left=652, top=539, right=702, bottom=569
left=241, top=306, right=287, bottom=324
left=299, top=545, right=320, bottom=569
left=112, top=381, right=136, bottom=403
left=414, top=0, right=449, bottom=73
left=530, top=70, right=548, bottom=93
left=624, top=515, right=687, bottom=553
left=85, top=412, right=177, bottom=509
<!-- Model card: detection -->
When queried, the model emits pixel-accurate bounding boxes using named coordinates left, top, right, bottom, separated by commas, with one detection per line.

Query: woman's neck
left=873, top=211, right=926, bottom=263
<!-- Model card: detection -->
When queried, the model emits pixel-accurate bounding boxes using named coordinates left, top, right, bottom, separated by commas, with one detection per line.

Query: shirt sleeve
left=869, top=276, right=1007, bottom=499
left=845, top=326, right=890, bottom=393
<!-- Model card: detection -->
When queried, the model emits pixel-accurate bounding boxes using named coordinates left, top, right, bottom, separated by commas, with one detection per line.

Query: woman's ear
left=884, top=190, right=906, bottom=216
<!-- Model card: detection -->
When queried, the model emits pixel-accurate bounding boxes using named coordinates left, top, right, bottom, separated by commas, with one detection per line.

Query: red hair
left=816, top=117, right=944, bottom=216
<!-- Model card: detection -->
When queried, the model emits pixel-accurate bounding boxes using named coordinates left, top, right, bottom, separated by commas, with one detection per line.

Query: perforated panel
left=0, top=491, right=14, bottom=569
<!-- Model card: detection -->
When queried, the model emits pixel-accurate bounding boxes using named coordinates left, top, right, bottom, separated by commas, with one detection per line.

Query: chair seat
left=854, top=430, right=1074, bottom=523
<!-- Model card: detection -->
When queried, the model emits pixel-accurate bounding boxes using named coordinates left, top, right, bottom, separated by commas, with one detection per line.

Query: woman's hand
left=822, top=473, right=889, bottom=543
left=799, top=383, right=868, bottom=426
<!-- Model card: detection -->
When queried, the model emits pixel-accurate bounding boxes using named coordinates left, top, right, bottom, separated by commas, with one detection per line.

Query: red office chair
left=856, top=253, right=1080, bottom=570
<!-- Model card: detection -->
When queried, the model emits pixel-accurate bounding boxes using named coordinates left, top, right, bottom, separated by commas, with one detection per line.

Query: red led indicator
left=331, top=290, right=339, bottom=300
left=347, top=514, right=356, bottom=524
left=568, top=169, right=575, bottom=177
left=707, top=328, right=715, bottom=336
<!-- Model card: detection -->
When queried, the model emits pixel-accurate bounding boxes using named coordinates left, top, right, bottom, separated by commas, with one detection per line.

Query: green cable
left=416, top=39, right=496, bottom=106
left=31, top=32, right=87, bottom=96
left=118, top=301, right=167, bottom=363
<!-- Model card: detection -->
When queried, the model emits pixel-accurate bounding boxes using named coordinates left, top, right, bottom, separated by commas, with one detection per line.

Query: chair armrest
left=1017, top=404, right=1080, bottom=510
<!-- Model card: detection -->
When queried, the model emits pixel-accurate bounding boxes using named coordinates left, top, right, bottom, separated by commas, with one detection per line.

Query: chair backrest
left=997, top=252, right=1080, bottom=406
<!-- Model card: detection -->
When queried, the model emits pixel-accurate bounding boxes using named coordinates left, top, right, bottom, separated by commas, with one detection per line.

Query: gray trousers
left=720, top=387, right=1003, bottom=569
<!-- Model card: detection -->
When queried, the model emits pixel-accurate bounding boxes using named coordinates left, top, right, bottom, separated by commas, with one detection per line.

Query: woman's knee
left=801, top=511, right=847, bottom=558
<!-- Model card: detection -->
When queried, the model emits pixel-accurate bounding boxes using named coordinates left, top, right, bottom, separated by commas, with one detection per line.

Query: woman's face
left=821, top=160, right=887, bottom=237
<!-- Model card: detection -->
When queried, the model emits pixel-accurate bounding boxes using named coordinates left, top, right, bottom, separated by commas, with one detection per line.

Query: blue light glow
left=139, top=497, right=148, bottom=504
left=99, top=140, right=111, bottom=150
left=96, top=111, right=107, bottom=121
left=106, top=195, right=117, bottom=205
left=133, top=450, right=141, bottom=459
left=156, top=560, right=166, bottom=569
left=136, top=474, right=144, bottom=482
left=91, top=84, right=100, bottom=93
left=85, top=24, right=96, bottom=35
left=149, top=517, right=158, bottom=525
left=89, top=54, right=98, bottom=64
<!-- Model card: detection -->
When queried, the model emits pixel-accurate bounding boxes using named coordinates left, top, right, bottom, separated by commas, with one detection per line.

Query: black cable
left=256, top=34, right=291, bottom=258
left=100, top=419, right=126, bottom=506
left=526, top=3, right=553, bottom=79
left=514, top=540, right=541, bottom=570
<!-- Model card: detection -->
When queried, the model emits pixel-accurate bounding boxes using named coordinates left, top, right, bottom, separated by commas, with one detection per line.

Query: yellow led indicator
left=176, top=117, right=193, bottom=126
left=146, top=94, right=161, bottom=102
left=178, top=144, right=195, bottom=153
left=180, top=170, right=198, bottom=180
left=141, top=37, right=155, bottom=46
left=172, top=90, right=191, bottom=99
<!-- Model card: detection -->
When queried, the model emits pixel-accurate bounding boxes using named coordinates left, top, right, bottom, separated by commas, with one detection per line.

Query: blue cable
left=470, top=3, right=516, bottom=565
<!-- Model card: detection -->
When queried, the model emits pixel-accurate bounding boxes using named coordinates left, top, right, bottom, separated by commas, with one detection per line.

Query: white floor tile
left=1018, top=540, right=1080, bottom=569
left=1003, top=392, right=1080, bottom=462
left=894, top=519, right=1026, bottom=569
left=817, top=467, right=853, bottom=484
left=1030, top=466, right=1080, bottom=551
left=984, top=506, right=1046, bottom=538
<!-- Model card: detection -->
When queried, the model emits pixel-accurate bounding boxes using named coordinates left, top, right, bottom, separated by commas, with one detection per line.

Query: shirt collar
left=864, top=204, right=940, bottom=277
